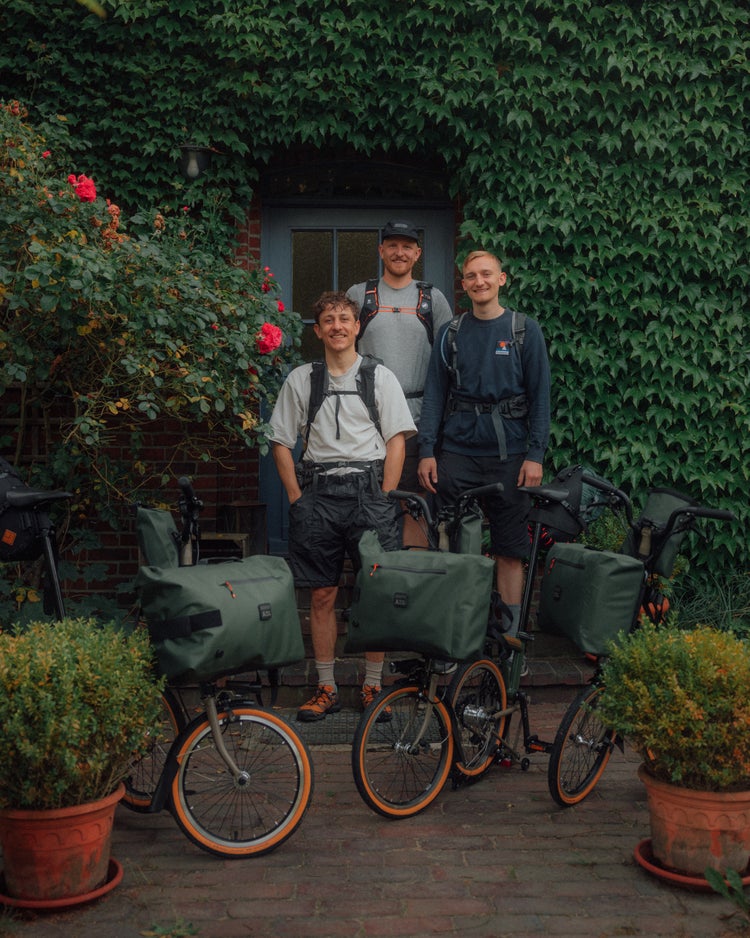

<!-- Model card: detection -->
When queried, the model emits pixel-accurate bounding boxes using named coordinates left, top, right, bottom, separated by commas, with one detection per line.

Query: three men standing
left=270, top=230, right=550, bottom=722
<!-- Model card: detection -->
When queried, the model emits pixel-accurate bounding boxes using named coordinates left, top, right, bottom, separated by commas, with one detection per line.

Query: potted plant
left=0, top=616, right=164, bottom=906
left=598, top=622, right=750, bottom=881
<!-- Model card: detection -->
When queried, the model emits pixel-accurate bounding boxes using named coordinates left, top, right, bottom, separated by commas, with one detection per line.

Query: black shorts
left=396, top=434, right=421, bottom=492
left=436, top=451, right=530, bottom=558
left=287, top=473, right=400, bottom=588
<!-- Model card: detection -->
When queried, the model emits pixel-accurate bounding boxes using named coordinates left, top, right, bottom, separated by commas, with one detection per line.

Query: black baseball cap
left=381, top=220, right=420, bottom=242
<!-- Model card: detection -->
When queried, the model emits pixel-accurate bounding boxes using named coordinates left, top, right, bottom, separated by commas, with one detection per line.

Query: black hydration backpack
left=358, top=279, right=434, bottom=344
left=0, top=458, right=46, bottom=562
left=304, top=355, right=382, bottom=441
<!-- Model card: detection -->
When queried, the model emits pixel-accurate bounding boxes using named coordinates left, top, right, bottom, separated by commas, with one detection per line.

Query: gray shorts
left=287, top=473, right=400, bottom=588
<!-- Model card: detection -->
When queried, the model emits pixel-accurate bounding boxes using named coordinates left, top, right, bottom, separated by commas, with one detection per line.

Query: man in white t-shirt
left=270, top=291, right=416, bottom=722
left=346, top=220, right=452, bottom=546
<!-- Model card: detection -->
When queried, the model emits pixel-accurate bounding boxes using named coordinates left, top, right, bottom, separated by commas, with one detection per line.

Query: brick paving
left=2, top=689, right=748, bottom=938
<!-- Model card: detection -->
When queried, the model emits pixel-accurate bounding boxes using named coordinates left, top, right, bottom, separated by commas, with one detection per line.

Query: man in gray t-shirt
left=346, top=220, right=452, bottom=545
left=270, top=291, right=415, bottom=722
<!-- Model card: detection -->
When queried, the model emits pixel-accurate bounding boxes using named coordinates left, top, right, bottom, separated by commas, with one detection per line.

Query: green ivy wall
left=1, top=0, right=747, bottom=570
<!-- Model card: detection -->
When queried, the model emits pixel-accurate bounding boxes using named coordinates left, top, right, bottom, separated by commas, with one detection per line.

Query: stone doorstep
left=262, top=640, right=596, bottom=710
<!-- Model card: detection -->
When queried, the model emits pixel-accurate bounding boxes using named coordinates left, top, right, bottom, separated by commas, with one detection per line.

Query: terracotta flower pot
left=0, top=783, right=124, bottom=902
left=638, top=765, right=750, bottom=877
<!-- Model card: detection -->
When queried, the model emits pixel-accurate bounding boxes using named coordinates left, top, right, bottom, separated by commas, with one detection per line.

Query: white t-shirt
left=269, top=355, right=416, bottom=467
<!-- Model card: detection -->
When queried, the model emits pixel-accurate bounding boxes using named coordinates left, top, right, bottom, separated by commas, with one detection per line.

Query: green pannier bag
left=135, top=506, right=180, bottom=568
left=622, top=487, right=698, bottom=577
left=344, top=530, right=495, bottom=660
left=537, top=542, right=644, bottom=656
left=135, top=555, right=305, bottom=683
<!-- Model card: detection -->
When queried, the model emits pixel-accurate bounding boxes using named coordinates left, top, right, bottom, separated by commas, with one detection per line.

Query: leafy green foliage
left=0, top=615, right=165, bottom=809
left=598, top=623, right=750, bottom=791
left=705, top=866, right=750, bottom=924
left=0, top=0, right=747, bottom=576
left=0, top=102, right=300, bottom=470
left=0, top=100, right=301, bottom=614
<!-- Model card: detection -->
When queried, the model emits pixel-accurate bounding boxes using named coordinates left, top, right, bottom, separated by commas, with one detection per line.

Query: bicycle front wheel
left=170, top=705, right=314, bottom=857
left=448, top=658, right=507, bottom=778
left=548, top=683, right=615, bottom=807
left=123, top=687, right=184, bottom=812
left=351, top=685, right=453, bottom=819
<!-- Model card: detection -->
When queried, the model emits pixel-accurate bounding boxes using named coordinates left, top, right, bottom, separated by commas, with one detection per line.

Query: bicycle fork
left=203, top=695, right=251, bottom=786
left=398, top=672, right=446, bottom=755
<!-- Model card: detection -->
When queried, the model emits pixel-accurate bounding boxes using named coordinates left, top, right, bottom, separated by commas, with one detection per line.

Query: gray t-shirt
left=269, top=355, right=416, bottom=469
left=346, top=279, right=453, bottom=424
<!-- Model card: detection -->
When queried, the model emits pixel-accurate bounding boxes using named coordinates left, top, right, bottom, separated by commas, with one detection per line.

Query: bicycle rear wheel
left=448, top=658, right=507, bottom=778
left=548, top=683, right=615, bottom=807
left=351, top=684, right=453, bottom=819
left=123, top=687, right=184, bottom=812
left=170, top=704, right=314, bottom=857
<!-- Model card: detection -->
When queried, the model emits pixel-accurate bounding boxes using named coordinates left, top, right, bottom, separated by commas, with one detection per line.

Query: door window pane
left=292, top=230, right=332, bottom=318
left=292, top=226, right=427, bottom=362
left=337, top=230, right=378, bottom=290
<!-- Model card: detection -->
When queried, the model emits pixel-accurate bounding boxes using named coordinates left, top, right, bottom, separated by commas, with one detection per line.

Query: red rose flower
left=256, top=322, right=282, bottom=355
left=68, top=173, right=97, bottom=202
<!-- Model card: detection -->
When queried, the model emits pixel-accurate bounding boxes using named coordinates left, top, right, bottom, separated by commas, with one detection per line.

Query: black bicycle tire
left=170, top=705, right=314, bottom=857
left=351, top=684, right=453, bottom=819
left=448, top=658, right=507, bottom=778
left=122, top=687, right=184, bottom=812
left=548, top=682, right=615, bottom=807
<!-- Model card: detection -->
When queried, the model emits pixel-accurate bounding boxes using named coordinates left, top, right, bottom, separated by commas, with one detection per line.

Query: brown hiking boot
left=360, top=684, right=392, bottom=723
left=297, top=684, right=341, bottom=722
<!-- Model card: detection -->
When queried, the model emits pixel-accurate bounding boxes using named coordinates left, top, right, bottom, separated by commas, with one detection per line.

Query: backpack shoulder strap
left=357, top=279, right=380, bottom=341
left=414, top=281, right=434, bottom=345
left=355, top=354, right=382, bottom=435
left=442, top=313, right=464, bottom=388
left=305, top=360, right=328, bottom=441
left=512, top=310, right=526, bottom=352
left=305, top=357, right=383, bottom=440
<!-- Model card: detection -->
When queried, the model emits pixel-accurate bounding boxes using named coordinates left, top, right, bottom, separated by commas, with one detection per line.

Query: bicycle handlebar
left=387, top=482, right=504, bottom=538
left=580, top=472, right=734, bottom=546
left=387, top=490, right=434, bottom=527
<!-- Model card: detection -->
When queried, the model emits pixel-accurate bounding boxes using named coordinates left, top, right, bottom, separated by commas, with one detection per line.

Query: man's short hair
left=462, top=250, right=503, bottom=273
left=311, top=291, right=360, bottom=324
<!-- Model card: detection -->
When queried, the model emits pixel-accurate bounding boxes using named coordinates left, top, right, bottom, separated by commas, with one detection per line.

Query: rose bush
left=1, top=101, right=302, bottom=463
left=0, top=101, right=302, bottom=619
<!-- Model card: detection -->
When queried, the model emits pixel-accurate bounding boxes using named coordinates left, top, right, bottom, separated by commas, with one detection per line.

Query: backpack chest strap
left=447, top=394, right=529, bottom=458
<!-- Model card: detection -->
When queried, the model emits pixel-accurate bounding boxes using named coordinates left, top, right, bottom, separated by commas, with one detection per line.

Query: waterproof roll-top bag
left=135, top=505, right=181, bottom=568
left=622, top=487, right=698, bottom=577
left=345, top=530, right=495, bottom=660
left=537, top=542, right=644, bottom=656
left=135, top=555, right=305, bottom=683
